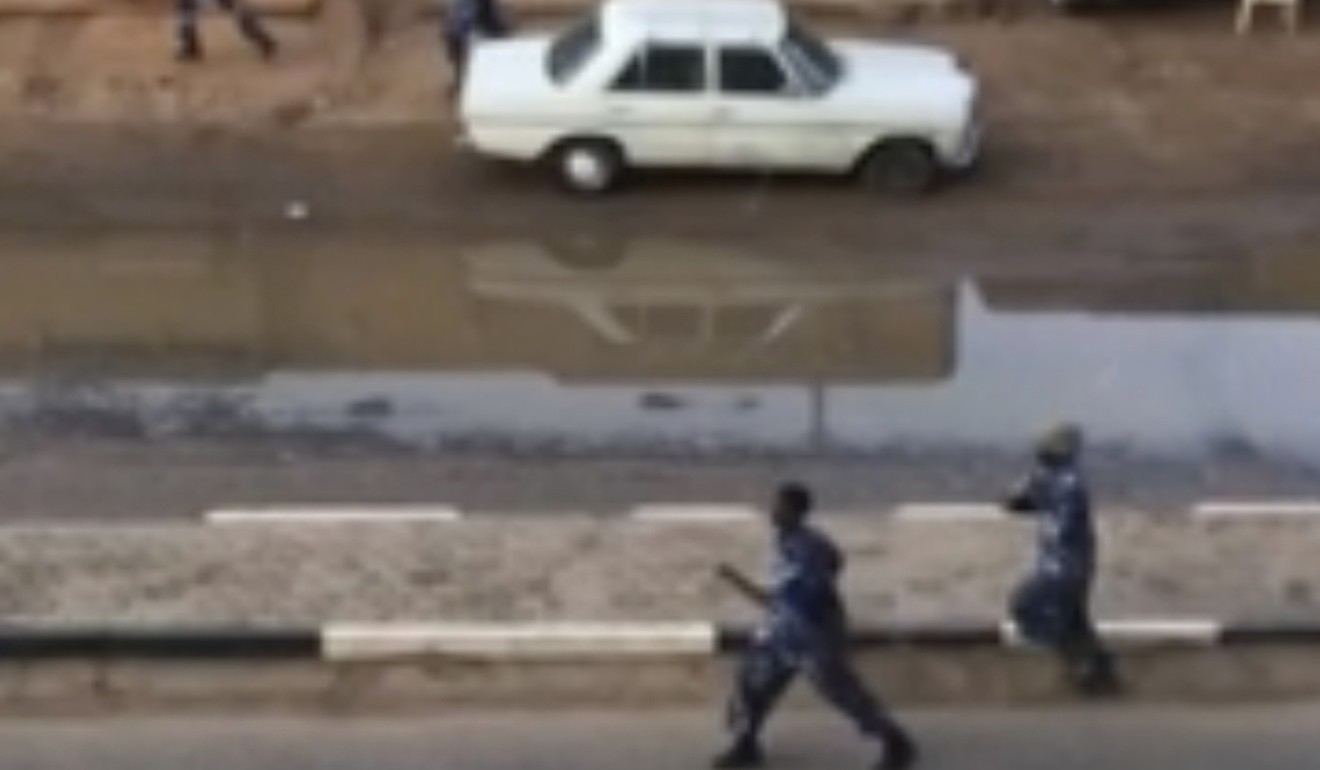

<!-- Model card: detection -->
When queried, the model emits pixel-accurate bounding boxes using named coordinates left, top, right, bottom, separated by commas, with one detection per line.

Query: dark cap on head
left=1035, top=422, right=1083, bottom=462
left=771, top=481, right=814, bottom=529
left=776, top=482, right=813, bottom=513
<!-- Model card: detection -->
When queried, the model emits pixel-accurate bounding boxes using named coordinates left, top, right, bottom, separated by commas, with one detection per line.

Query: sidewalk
left=0, top=516, right=1314, bottom=624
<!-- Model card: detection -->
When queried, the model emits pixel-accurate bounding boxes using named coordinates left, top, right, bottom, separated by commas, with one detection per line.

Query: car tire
left=549, top=139, right=626, bottom=196
left=858, top=139, right=939, bottom=197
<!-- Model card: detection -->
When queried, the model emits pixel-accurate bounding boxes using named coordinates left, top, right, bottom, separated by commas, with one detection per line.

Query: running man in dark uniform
left=1003, top=423, right=1121, bottom=696
left=713, top=482, right=918, bottom=770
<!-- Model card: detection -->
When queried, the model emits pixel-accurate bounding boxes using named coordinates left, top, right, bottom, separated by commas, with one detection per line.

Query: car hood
left=460, top=37, right=557, bottom=114
left=832, top=40, right=961, bottom=77
left=823, top=40, right=973, bottom=111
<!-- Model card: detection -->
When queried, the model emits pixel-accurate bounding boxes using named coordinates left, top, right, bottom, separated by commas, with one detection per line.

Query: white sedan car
left=458, top=0, right=980, bottom=196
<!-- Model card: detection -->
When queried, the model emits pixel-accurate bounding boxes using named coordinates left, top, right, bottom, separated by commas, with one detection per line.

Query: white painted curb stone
left=323, top=622, right=717, bottom=660
left=891, top=504, right=1006, bottom=522
left=1193, top=500, right=1320, bottom=519
left=629, top=505, right=760, bottom=522
left=205, top=505, right=463, bottom=525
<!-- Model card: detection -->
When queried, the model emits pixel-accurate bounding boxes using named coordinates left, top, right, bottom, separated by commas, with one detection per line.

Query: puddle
left=0, top=230, right=1317, bottom=463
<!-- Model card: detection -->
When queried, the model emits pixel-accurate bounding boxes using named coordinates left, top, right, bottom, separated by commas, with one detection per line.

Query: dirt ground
left=3, top=7, right=1320, bottom=240
left=2, top=6, right=1320, bottom=519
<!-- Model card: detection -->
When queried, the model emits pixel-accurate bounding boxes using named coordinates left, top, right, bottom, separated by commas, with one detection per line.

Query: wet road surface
left=0, top=229, right=1317, bottom=519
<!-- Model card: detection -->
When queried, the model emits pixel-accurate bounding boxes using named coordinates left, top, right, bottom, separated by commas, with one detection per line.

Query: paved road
left=0, top=708, right=1316, bottom=769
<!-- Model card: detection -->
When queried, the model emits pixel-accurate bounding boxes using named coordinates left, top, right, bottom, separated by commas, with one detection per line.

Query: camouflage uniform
left=716, top=483, right=916, bottom=770
left=1004, top=425, right=1119, bottom=694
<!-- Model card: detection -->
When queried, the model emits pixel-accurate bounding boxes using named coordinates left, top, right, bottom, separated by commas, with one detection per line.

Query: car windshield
left=547, top=15, right=602, bottom=84
left=781, top=23, right=842, bottom=93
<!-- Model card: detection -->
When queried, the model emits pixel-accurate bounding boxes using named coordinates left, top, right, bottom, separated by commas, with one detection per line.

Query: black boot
left=1066, top=649, right=1122, bottom=698
left=712, top=738, right=764, bottom=769
left=873, top=727, right=918, bottom=770
left=1075, top=658, right=1122, bottom=698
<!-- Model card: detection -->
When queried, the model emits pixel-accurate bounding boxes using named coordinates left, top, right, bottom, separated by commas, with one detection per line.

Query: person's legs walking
left=215, top=0, right=278, bottom=58
left=443, top=31, right=469, bottom=97
left=715, top=641, right=796, bottom=768
left=175, top=0, right=203, bottom=61
left=1010, top=573, right=1063, bottom=645
left=806, top=646, right=917, bottom=770
left=1058, top=579, right=1120, bottom=695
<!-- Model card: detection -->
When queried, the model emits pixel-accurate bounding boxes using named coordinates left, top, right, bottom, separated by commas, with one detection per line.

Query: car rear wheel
left=858, top=139, right=939, bottom=197
left=549, top=139, right=625, bottom=196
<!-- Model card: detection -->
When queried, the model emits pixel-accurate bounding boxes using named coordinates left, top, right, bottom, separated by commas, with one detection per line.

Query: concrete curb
left=322, top=622, right=715, bottom=660
left=196, top=499, right=1320, bottom=524
left=205, top=505, right=463, bottom=525
left=2, top=619, right=1319, bottom=710
left=3, top=619, right=1320, bottom=661
left=0, top=626, right=319, bottom=660
left=716, top=619, right=1320, bottom=652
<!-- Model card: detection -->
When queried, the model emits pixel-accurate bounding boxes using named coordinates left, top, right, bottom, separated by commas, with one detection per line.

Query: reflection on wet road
left=0, top=231, right=1317, bottom=464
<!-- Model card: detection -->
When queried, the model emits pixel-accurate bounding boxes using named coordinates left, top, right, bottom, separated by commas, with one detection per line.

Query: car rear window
left=548, top=15, right=602, bottom=84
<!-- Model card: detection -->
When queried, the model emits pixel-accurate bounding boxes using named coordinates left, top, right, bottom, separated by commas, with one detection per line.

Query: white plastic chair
left=1236, top=0, right=1303, bottom=34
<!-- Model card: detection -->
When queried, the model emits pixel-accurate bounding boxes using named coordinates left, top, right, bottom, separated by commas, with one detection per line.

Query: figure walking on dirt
left=712, top=482, right=918, bottom=770
left=1002, top=423, right=1121, bottom=696
left=441, top=0, right=511, bottom=96
left=176, top=0, right=279, bottom=63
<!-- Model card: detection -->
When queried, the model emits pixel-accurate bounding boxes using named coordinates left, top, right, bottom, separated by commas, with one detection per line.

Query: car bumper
left=946, top=121, right=982, bottom=171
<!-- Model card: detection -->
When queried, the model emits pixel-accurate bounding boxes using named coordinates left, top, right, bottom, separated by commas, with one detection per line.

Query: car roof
left=601, top=0, right=788, bottom=47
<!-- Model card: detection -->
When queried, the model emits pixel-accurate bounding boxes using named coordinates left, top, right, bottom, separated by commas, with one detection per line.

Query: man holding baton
left=712, top=482, right=917, bottom=770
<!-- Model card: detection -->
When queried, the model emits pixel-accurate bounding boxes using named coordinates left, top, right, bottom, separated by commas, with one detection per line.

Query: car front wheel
left=858, top=139, right=939, bottom=197
left=549, top=139, right=625, bottom=196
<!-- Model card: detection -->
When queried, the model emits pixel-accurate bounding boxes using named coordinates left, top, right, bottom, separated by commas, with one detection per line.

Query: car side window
left=718, top=47, right=790, bottom=95
left=612, top=45, right=707, bottom=93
